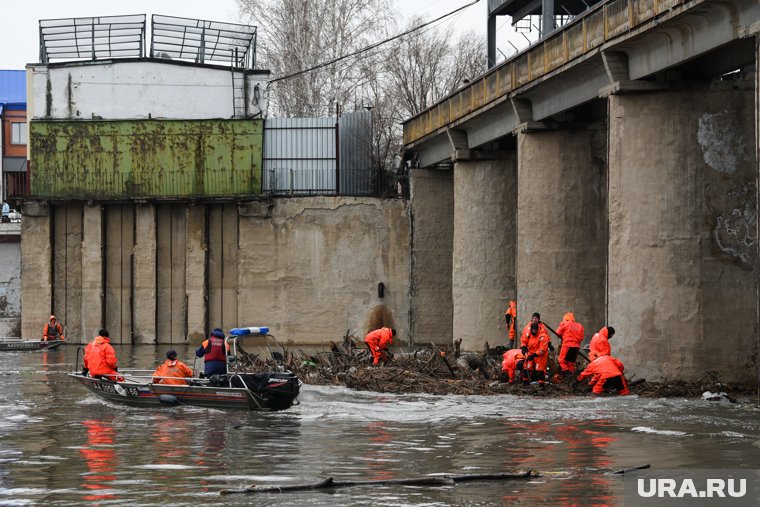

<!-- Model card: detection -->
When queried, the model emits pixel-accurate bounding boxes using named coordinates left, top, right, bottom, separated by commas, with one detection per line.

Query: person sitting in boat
left=152, top=349, right=194, bottom=385
left=83, top=329, right=121, bottom=381
left=42, top=314, right=65, bottom=342
left=195, top=328, right=230, bottom=377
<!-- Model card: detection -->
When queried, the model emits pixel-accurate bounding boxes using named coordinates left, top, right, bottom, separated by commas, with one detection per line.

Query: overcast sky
left=0, top=0, right=511, bottom=70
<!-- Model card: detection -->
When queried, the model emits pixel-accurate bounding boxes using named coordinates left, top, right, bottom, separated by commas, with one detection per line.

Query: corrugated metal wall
left=263, top=111, right=372, bottom=196
left=263, top=117, right=337, bottom=195
left=30, top=119, right=263, bottom=198
left=338, top=110, right=373, bottom=196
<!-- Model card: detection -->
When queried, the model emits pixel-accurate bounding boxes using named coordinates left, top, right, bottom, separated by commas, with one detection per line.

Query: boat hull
left=68, top=372, right=299, bottom=411
left=0, top=340, right=64, bottom=351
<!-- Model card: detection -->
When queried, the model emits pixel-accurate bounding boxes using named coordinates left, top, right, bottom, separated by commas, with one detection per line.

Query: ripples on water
left=0, top=345, right=758, bottom=506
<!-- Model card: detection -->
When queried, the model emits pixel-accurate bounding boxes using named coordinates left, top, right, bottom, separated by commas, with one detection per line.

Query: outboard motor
left=232, top=372, right=300, bottom=411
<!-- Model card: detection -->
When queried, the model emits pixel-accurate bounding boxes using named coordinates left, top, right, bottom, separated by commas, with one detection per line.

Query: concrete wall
left=0, top=235, right=21, bottom=337
left=237, top=197, right=411, bottom=345
left=28, top=61, right=267, bottom=121
left=516, top=125, right=608, bottom=336
left=20, top=202, right=51, bottom=340
left=409, top=168, right=454, bottom=345
left=608, top=84, right=757, bottom=383
left=22, top=197, right=411, bottom=346
left=452, top=156, right=517, bottom=350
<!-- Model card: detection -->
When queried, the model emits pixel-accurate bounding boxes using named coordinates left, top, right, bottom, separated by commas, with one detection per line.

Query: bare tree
left=237, top=1, right=485, bottom=176
left=386, top=19, right=484, bottom=118
left=237, top=0, right=392, bottom=117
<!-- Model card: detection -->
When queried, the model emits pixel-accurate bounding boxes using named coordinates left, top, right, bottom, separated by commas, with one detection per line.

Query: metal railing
left=403, top=0, right=690, bottom=146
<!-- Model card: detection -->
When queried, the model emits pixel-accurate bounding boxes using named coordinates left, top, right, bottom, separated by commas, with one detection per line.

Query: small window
left=11, top=122, right=27, bottom=145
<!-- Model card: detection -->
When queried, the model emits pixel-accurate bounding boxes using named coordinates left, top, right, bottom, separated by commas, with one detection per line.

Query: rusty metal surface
left=30, top=119, right=263, bottom=198
left=402, top=0, right=694, bottom=146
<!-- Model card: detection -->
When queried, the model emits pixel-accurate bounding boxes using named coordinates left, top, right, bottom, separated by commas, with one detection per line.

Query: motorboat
left=0, top=339, right=64, bottom=351
left=68, top=327, right=300, bottom=411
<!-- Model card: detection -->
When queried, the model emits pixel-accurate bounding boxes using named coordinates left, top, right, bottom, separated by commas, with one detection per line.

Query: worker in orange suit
left=504, top=300, right=517, bottom=348
left=589, top=326, right=615, bottom=361
left=43, top=314, right=65, bottom=341
left=364, top=327, right=396, bottom=365
left=500, top=348, right=525, bottom=383
left=525, top=322, right=550, bottom=387
left=152, top=349, right=194, bottom=385
left=554, top=312, right=585, bottom=380
left=83, top=329, right=121, bottom=381
left=520, top=312, right=548, bottom=353
left=576, top=354, right=629, bottom=395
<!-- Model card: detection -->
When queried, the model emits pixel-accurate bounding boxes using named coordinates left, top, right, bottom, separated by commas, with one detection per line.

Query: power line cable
left=269, top=0, right=481, bottom=84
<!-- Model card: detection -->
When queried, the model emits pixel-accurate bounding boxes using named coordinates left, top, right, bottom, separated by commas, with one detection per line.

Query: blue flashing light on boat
left=230, top=327, right=270, bottom=336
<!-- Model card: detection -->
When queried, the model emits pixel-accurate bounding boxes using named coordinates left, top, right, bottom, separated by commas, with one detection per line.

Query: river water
left=0, top=344, right=759, bottom=506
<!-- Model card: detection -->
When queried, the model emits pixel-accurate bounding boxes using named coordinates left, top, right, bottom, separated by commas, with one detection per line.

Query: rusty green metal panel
left=30, top=119, right=263, bottom=198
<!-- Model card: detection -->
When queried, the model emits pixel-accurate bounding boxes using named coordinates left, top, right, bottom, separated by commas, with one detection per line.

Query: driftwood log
left=611, top=464, right=651, bottom=475
left=220, top=470, right=535, bottom=495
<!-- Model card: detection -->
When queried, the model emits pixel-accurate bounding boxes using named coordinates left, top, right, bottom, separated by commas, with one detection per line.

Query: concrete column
left=52, top=205, right=83, bottom=342
left=409, top=168, right=453, bottom=345
left=186, top=205, right=206, bottom=343
left=133, top=204, right=156, bottom=344
left=209, top=204, right=239, bottom=333
left=156, top=205, right=186, bottom=344
left=104, top=205, right=134, bottom=344
left=608, top=85, right=757, bottom=382
left=516, top=126, right=607, bottom=335
left=452, top=155, right=516, bottom=350
left=80, top=204, right=103, bottom=342
left=20, top=202, right=51, bottom=340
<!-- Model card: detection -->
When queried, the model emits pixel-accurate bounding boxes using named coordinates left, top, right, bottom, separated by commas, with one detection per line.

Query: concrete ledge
left=21, top=201, right=49, bottom=217
left=599, top=80, right=669, bottom=98
left=0, top=223, right=21, bottom=236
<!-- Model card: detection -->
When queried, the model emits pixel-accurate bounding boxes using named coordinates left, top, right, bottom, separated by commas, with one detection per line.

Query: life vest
left=202, top=335, right=227, bottom=362
left=152, top=359, right=194, bottom=385
left=44, top=322, right=63, bottom=340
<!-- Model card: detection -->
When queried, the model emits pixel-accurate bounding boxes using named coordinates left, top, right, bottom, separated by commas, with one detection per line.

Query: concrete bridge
left=403, top=0, right=760, bottom=382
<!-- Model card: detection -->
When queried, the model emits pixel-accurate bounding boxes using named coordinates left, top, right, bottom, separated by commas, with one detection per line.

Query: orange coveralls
left=364, top=327, right=394, bottom=365
left=578, top=355, right=629, bottom=395
left=505, top=301, right=517, bottom=343
left=555, top=312, right=585, bottom=373
left=589, top=327, right=612, bottom=361
left=501, top=349, right=525, bottom=383
left=152, top=359, right=194, bottom=385
left=525, top=327, right=550, bottom=384
left=84, top=335, right=120, bottom=381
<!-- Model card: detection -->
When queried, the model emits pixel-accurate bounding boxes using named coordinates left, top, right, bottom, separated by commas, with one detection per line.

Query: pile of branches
left=232, top=334, right=752, bottom=400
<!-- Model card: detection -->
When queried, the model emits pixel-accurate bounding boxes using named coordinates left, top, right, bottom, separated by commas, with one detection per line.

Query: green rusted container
left=30, top=119, right=263, bottom=198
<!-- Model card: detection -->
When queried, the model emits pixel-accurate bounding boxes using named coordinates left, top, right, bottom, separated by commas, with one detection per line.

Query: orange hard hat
left=563, top=312, right=575, bottom=322
left=509, top=300, right=516, bottom=307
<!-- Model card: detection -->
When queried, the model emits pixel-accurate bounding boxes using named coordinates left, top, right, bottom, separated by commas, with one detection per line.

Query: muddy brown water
left=1, top=344, right=759, bottom=506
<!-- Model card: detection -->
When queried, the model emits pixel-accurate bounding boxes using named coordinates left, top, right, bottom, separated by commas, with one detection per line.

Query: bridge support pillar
left=515, top=124, right=608, bottom=336
left=608, top=85, right=757, bottom=382
left=409, top=168, right=454, bottom=345
left=452, top=152, right=516, bottom=350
